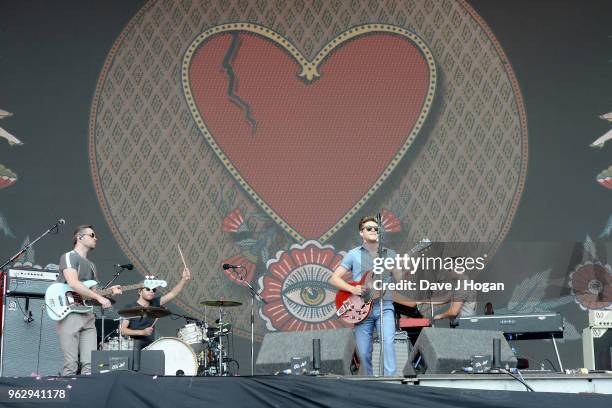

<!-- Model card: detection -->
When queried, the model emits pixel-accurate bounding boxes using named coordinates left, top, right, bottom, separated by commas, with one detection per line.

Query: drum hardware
left=178, top=322, right=209, bottom=353
left=111, top=301, right=242, bottom=376
left=97, top=262, right=134, bottom=354
left=102, top=336, right=134, bottom=351
left=198, top=300, right=242, bottom=375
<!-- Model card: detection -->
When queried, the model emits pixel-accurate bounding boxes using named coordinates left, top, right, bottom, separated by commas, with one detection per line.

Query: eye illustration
left=281, top=264, right=337, bottom=322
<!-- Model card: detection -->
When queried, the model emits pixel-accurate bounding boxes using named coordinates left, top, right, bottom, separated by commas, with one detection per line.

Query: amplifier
left=582, top=327, right=611, bottom=370
left=371, top=331, right=411, bottom=376
left=0, top=295, right=63, bottom=376
left=5, top=268, right=58, bottom=297
left=589, top=310, right=612, bottom=328
left=8, top=268, right=58, bottom=281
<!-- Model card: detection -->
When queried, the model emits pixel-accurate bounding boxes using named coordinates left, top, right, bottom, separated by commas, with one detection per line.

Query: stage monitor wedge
left=405, top=327, right=517, bottom=375
left=255, top=329, right=355, bottom=375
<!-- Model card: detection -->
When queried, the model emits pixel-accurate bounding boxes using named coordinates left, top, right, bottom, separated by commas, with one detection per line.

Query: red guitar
left=335, top=271, right=381, bottom=324
left=335, top=239, right=431, bottom=324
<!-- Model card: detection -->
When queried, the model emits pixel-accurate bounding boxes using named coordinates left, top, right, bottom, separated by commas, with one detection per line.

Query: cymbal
left=199, top=300, right=242, bottom=307
left=118, top=306, right=171, bottom=318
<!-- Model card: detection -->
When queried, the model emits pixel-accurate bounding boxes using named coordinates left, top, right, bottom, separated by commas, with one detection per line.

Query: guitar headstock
left=411, top=238, right=432, bottom=254
left=143, top=276, right=168, bottom=290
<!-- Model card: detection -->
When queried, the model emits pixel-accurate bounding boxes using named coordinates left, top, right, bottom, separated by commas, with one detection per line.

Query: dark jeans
left=131, top=338, right=152, bottom=371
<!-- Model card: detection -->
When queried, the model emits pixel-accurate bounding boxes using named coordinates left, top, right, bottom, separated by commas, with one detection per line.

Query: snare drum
left=144, top=337, right=198, bottom=376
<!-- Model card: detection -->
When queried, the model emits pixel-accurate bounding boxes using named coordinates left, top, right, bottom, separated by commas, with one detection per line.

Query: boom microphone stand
left=0, top=218, right=65, bottom=271
left=376, top=212, right=385, bottom=376
left=100, top=264, right=129, bottom=350
left=226, top=265, right=267, bottom=375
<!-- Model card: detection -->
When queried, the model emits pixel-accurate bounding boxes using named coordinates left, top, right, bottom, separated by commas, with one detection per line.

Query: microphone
left=222, top=263, right=243, bottom=270
left=116, top=263, right=134, bottom=270
left=49, top=218, right=66, bottom=231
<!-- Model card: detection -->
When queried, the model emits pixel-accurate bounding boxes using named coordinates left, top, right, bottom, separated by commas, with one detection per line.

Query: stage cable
left=36, top=304, right=45, bottom=375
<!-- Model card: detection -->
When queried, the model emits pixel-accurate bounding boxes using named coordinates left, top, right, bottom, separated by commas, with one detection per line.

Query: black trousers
left=131, top=338, right=152, bottom=371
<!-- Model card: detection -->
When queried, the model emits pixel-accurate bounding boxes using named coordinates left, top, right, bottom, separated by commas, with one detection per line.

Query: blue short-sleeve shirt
left=340, top=246, right=396, bottom=301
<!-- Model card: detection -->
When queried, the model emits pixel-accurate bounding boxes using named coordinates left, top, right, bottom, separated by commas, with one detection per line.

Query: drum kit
left=106, top=299, right=243, bottom=376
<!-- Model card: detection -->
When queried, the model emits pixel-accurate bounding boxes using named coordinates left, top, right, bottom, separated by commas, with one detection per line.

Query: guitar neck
left=97, top=283, right=142, bottom=296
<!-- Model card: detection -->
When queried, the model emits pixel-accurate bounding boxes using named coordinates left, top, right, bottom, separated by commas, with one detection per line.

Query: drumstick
left=177, top=244, right=188, bottom=269
left=151, top=318, right=159, bottom=328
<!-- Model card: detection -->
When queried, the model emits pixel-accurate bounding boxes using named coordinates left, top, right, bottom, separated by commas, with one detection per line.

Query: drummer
left=121, top=266, right=191, bottom=370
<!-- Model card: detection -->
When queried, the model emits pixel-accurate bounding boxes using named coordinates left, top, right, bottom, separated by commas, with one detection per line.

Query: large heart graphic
left=183, top=24, right=436, bottom=241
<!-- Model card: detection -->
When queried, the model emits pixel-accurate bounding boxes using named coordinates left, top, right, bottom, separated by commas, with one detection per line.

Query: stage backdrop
left=0, top=0, right=610, bottom=372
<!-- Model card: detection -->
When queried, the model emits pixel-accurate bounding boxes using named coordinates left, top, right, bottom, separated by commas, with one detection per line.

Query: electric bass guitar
left=335, top=239, right=431, bottom=324
left=45, top=279, right=167, bottom=321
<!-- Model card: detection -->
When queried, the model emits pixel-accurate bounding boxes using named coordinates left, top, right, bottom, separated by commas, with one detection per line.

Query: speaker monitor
left=405, top=327, right=517, bottom=375
left=92, top=350, right=165, bottom=375
left=255, top=329, right=355, bottom=375
left=1, top=295, right=64, bottom=376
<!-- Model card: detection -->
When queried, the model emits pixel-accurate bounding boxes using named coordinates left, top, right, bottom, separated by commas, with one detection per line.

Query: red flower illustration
left=569, top=261, right=612, bottom=310
left=222, top=208, right=248, bottom=233
left=381, top=208, right=401, bottom=233
left=0, top=165, right=17, bottom=190
left=596, top=167, right=612, bottom=189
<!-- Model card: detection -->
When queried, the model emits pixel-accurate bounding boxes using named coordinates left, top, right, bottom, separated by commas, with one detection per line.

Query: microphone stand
left=227, top=266, right=267, bottom=375
left=0, top=219, right=64, bottom=271
left=376, top=212, right=385, bottom=376
left=100, top=264, right=128, bottom=350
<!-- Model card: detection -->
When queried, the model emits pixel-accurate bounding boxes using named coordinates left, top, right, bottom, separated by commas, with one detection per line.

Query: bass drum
left=144, top=337, right=198, bottom=376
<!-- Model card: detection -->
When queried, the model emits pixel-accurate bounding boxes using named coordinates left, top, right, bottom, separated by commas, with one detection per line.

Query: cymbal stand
left=202, top=305, right=208, bottom=373
left=217, top=307, right=224, bottom=376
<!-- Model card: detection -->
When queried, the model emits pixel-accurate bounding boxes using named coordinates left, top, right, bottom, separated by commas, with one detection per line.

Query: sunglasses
left=143, top=287, right=157, bottom=293
left=80, top=232, right=96, bottom=238
left=363, top=226, right=379, bottom=232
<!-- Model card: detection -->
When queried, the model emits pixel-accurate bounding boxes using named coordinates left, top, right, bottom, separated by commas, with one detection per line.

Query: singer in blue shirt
left=329, top=216, right=398, bottom=376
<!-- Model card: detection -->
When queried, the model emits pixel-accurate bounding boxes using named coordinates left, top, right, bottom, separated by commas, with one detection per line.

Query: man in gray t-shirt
left=56, top=225, right=122, bottom=375
left=58, top=250, right=97, bottom=284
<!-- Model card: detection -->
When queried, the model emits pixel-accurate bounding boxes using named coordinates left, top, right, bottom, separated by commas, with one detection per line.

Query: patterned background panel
left=89, top=0, right=527, bottom=337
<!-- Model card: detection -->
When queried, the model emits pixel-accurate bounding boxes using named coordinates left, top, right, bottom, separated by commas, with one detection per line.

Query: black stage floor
left=0, top=372, right=612, bottom=408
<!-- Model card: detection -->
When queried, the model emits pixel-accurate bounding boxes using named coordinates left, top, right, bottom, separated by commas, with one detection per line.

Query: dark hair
left=358, top=216, right=377, bottom=231
left=73, top=224, right=94, bottom=245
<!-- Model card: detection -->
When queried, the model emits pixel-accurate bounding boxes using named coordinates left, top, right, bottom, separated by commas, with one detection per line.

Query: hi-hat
left=199, top=300, right=242, bottom=307
left=118, top=306, right=171, bottom=318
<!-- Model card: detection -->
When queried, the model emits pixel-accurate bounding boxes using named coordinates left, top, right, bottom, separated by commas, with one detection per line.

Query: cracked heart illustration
left=183, top=24, right=436, bottom=242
